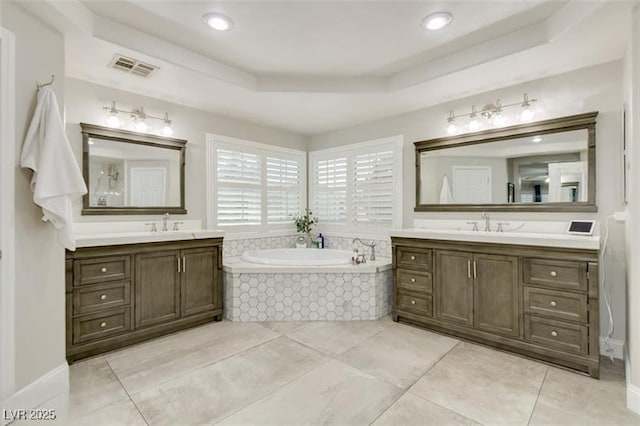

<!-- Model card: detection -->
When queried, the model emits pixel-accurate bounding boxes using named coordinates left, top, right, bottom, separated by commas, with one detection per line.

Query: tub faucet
left=481, top=212, right=491, bottom=232
left=353, top=238, right=376, bottom=261
left=162, top=212, right=170, bottom=232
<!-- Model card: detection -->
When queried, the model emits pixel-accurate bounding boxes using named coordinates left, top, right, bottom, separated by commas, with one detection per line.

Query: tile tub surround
left=26, top=319, right=638, bottom=426
left=223, top=259, right=393, bottom=321
left=222, top=233, right=299, bottom=257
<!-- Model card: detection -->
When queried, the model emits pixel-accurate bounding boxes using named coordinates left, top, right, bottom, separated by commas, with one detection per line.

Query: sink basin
left=389, top=228, right=599, bottom=250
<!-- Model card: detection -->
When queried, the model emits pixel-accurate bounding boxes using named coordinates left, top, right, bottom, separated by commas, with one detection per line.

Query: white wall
left=309, top=61, right=627, bottom=344
left=1, top=1, right=66, bottom=391
left=624, top=3, right=640, bottom=412
left=64, top=77, right=307, bottom=223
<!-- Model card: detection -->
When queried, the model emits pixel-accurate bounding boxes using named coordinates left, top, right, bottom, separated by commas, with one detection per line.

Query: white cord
left=601, top=215, right=616, bottom=361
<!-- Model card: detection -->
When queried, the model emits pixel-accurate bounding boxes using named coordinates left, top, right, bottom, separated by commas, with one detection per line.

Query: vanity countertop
left=74, top=230, right=225, bottom=248
left=389, top=228, right=599, bottom=250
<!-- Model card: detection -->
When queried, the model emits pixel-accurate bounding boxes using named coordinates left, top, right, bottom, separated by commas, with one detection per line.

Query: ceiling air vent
left=109, top=54, right=158, bottom=78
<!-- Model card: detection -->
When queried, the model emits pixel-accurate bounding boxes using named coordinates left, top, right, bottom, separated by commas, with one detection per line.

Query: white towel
left=20, top=87, right=87, bottom=250
left=439, top=175, right=454, bottom=204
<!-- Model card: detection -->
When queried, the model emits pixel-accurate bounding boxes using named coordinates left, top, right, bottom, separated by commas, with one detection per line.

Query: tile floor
left=23, top=318, right=639, bottom=426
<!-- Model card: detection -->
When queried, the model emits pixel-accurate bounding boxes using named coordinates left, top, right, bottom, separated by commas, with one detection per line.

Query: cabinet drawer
left=74, top=256, right=131, bottom=286
left=524, top=287, right=587, bottom=323
left=73, top=281, right=131, bottom=316
left=524, top=315, right=588, bottom=355
left=73, top=307, right=131, bottom=344
left=397, top=270, right=432, bottom=294
left=523, top=258, right=587, bottom=292
left=397, top=247, right=432, bottom=271
left=397, top=292, right=433, bottom=317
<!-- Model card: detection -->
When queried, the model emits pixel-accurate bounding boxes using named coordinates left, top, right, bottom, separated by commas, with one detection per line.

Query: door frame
left=0, top=26, right=16, bottom=401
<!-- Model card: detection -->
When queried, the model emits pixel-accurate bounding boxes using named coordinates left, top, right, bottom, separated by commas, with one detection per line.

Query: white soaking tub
left=241, top=248, right=353, bottom=266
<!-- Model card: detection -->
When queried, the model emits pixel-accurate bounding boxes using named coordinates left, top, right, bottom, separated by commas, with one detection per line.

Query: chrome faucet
left=466, top=221, right=479, bottom=232
left=162, top=213, right=170, bottom=232
left=481, top=211, right=491, bottom=232
left=353, top=238, right=376, bottom=261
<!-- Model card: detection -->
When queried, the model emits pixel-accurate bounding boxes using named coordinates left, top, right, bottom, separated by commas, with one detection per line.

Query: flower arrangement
left=293, top=208, right=318, bottom=234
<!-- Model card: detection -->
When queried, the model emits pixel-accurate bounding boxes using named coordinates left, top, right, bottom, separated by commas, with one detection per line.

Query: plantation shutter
left=267, top=156, right=301, bottom=223
left=216, top=149, right=262, bottom=225
left=312, top=157, right=348, bottom=223
left=352, top=150, right=394, bottom=225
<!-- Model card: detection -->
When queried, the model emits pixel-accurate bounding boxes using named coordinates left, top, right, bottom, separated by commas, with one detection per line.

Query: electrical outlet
left=613, top=211, right=627, bottom=222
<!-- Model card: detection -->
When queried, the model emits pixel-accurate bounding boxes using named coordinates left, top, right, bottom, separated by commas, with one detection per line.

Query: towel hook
left=36, top=75, right=55, bottom=92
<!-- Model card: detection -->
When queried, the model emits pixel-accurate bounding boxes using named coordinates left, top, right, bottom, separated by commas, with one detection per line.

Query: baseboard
left=1, top=363, right=68, bottom=426
left=599, top=337, right=625, bottom=360
left=627, top=382, right=640, bottom=415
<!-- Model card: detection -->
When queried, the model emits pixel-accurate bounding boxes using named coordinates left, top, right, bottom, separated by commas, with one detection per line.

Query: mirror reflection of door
left=548, top=161, right=586, bottom=202
left=128, top=166, right=168, bottom=206
left=452, top=166, right=492, bottom=204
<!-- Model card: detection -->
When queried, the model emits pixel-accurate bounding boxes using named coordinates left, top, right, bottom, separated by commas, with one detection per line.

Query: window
left=309, top=136, right=402, bottom=233
left=207, top=135, right=306, bottom=231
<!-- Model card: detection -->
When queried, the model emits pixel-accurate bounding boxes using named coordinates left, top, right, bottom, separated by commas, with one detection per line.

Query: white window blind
left=313, top=157, right=348, bottom=223
left=207, top=135, right=306, bottom=231
left=266, top=156, right=301, bottom=223
left=352, top=150, right=395, bottom=225
left=309, top=136, right=401, bottom=232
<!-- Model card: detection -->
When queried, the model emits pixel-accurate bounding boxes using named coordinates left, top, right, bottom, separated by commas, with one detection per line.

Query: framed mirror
left=81, top=123, right=187, bottom=215
left=415, top=112, right=597, bottom=212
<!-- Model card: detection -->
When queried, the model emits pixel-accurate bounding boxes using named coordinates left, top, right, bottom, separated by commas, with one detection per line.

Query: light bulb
left=106, top=114, right=121, bottom=128
left=493, top=114, right=506, bottom=126
left=162, top=125, right=173, bottom=137
left=520, top=108, right=534, bottom=122
left=545, top=177, right=550, bottom=183
left=468, top=119, right=481, bottom=131
left=135, top=120, right=148, bottom=133
left=532, top=136, right=543, bottom=143
left=447, top=123, right=457, bottom=135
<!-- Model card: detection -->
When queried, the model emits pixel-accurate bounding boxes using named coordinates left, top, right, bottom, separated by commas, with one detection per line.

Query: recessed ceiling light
left=532, top=136, right=543, bottom=143
left=202, top=13, right=234, bottom=31
left=422, top=12, right=453, bottom=31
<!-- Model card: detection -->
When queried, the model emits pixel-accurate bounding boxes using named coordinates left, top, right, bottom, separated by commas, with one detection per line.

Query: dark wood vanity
left=65, top=238, right=223, bottom=362
left=392, top=237, right=600, bottom=378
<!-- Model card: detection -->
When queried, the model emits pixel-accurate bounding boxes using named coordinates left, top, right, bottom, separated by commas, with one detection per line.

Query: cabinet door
left=181, top=246, right=219, bottom=317
left=135, top=250, right=181, bottom=328
left=473, top=254, right=519, bottom=337
left=435, top=250, right=474, bottom=326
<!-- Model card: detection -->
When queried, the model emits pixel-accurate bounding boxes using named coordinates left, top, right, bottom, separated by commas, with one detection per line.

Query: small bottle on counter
left=316, top=233, right=325, bottom=249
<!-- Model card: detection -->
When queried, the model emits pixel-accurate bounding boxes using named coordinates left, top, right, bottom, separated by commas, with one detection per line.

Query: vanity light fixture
left=203, top=13, right=234, bottom=31
left=105, top=101, right=122, bottom=128
left=422, top=12, right=453, bottom=31
left=445, top=93, right=538, bottom=135
left=102, top=101, right=173, bottom=136
left=446, top=111, right=457, bottom=135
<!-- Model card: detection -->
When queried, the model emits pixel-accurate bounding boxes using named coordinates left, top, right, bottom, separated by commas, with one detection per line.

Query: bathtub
left=241, top=248, right=353, bottom=266
left=224, top=249, right=393, bottom=321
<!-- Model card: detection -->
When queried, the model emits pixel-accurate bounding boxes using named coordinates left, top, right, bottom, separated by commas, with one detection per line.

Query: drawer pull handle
left=550, top=271, right=557, bottom=277
left=550, top=330, right=558, bottom=337
left=411, top=300, right=416, bottom=305
left=101, top=267, right=107, bottom=273
left=100, top=321, right=107, bottom=328
left=410, top=255, right=416, bottom=260
left=410, top=278, right=416, bottom=283
left=550, top=300, right=557, bottom=307
left=100, top=294, right=107, bottom=301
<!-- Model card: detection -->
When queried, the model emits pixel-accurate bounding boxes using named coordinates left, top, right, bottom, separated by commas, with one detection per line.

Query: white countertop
left=74, top=230, right=225, bottom=248
left=389, top=228, right=599, bottom=250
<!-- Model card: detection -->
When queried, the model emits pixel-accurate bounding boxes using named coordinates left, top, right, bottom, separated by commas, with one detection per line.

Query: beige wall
left=1, top=2, right=66, bottom=390
left=624, top=4, right=640, bottom=399
left=64, top=78, right=307, bottom=224
left=309, top=61, right=627, bottom=343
